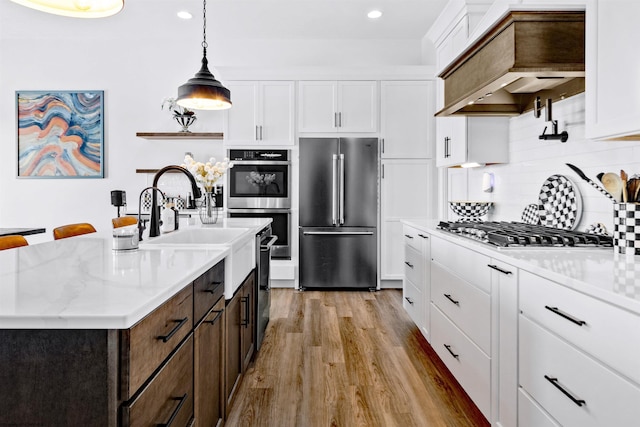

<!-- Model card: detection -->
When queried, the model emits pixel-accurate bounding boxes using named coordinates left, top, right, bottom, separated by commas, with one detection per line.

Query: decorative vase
left=199, top=191, right=218, bottom=224
left=174, top=113, right=197, bottom=133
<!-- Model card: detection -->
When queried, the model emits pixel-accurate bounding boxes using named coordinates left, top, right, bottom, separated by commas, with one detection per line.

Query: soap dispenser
left=160, top=201, right=176, bottom=233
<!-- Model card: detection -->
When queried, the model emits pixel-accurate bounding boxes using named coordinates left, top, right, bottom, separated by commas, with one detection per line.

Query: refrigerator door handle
left=332, top=154, right=339, bottom=225
left=303, top=231, right=374, bottom=236
left=339, top=154, right=345, bottom=225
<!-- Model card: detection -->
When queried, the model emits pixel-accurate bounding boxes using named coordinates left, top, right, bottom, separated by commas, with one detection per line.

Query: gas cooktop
left=437, top=221, right=614, bottom=249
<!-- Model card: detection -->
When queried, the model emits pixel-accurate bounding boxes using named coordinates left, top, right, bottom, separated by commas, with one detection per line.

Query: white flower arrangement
left=182, top=154, right=233, bottom=193
left=161, top=97, right=194, bottom=117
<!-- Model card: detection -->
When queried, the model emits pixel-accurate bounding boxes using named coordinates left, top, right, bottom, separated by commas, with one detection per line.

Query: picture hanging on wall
left=16, top=90, right=104, bottom=178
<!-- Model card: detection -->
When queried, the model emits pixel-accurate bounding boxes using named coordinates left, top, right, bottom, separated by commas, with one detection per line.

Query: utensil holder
left=613, top=203, right=640, bottom=255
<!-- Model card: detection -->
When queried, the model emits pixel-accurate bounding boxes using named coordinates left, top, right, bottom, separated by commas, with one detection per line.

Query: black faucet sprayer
left=148, top=165, right=202, bottom=238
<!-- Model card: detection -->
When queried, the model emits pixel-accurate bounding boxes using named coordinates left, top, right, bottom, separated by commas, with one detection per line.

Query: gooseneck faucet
left=138, top=186, right=166, bottom=241
left=149, top=165, right=202, bottom=238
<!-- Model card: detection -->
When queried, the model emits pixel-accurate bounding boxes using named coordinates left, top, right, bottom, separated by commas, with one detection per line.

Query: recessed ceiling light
left=367, top=10, right=382, bottom=19
left=177, top=10, right=192, bottom=19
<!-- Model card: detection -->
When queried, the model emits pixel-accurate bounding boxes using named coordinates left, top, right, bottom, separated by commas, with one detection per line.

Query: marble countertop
left=0, top=218, right=271, bottom=329
left=403, top=219, right=640, bottom=315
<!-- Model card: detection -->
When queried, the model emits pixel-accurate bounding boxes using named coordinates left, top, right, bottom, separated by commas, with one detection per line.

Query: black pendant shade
left=177, top=54, right=231, bottom=111
left=175, top=0, right=231, bottom=111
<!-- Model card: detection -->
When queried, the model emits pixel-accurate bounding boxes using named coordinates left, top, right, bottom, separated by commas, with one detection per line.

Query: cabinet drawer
left=193, top=261, right=225, bottom=324
left=520, top=270, right=640, bottom=384
left=431, top=304, right=490, bottom=419
left=122, top=285, right=194, bottom=399
left=123, top=334, right=194, bottom=427
left=404, top=245, right=423, bottom=286
left=403, top=225, right=427, bottom=252
left=431, top=236, right=490, bottom=293
left=431, top=262, right=490, bottom=354
left=518, top=389, right=560, bottom=427
left=403, top=277, right=423, bottom=328
left=519, top=316, right=640, bottom=427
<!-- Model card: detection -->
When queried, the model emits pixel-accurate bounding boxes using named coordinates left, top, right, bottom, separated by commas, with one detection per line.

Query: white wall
left=463, top=94, right=640, bottom=234
left=0, top=2, right=431, bottom=242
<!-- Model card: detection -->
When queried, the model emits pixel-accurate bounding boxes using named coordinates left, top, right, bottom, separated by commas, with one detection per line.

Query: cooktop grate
left=437, top=221, right=614, bottom=248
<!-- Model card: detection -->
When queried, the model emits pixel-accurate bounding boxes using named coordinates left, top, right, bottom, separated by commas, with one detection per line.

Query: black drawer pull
left=418, top=234, right=429, bottom=239
left=157, top=317, right=188, bottom=343
left=544, top=306, right=587, bottom=326
left=159, top=393, right=188, bottom=427
left=487, top=264, right=513, bottom=275
left=444, top=294, right=460, bottom=306
left=444, top=344, right=459, bottom=359
left=240, top=296, right=250, bottom=328
left=404, top=261, right=414, bottom=268
left=203, top=281, right=223, bottom=293
left=404, top=234, right=414, bottom=239
left=544, top=375, right=586, bottom=407
left=404, top=296, right=414, bottom=305
left=204, top=310, right=224, bottom=326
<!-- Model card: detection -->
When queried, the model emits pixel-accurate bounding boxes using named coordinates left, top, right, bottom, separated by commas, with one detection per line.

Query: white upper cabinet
left=586, top=0, right=640, bottom=140
left=380, top=81, right=434, bottom=159
left=436, top=116, right=509, bottom=168
left=224, top=81, right=295, bottom=145
left=298, top=81, right=378, bottom=133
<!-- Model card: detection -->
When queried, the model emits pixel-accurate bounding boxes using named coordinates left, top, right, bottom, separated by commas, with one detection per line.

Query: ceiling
left=1, top=0, right=449, bottom=41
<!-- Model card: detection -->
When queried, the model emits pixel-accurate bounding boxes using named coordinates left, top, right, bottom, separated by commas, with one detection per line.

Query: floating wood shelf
left=135, top=132, right=224, bottom=140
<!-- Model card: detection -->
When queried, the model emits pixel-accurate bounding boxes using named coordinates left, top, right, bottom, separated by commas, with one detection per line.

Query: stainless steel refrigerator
left=299, top=137, right=378, bottom=290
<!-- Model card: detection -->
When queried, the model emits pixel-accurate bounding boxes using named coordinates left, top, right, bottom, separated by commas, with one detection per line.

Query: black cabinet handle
left=404, top=261, right=414, bottom=268
left=544, top=375, right=586, bottom=407
left=240, top=296, right=249, bottom=327
left=404, top=297, right=414, bottom=305
left=418, top=234, right=429, bottom=239
left=544, top=306, right=587, bottom=326
left=159, top=393, right=188, bottom=427
left=444, top=344, right=459, bottom=359
left=444, top=294, right=460, bottom=306
left=404, top=234, right=414, bottom=239
left=203, top=281, right=223, bottom=294
left=157, top=317, right=188, bottom=343
left=487, top=264, right=513, bottom=275
left=204, top=310, right=223, bottom=326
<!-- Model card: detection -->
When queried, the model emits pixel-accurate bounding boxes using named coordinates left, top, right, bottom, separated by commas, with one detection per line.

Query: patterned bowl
left=449, top=201, right=493, bottom=218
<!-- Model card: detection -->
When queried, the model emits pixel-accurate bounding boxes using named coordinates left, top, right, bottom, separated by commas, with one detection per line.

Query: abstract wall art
left=17, top=90, right=104, bottom=178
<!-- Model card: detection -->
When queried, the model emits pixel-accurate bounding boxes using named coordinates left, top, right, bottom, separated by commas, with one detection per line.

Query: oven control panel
left=229, top=150, right=289, bottom=161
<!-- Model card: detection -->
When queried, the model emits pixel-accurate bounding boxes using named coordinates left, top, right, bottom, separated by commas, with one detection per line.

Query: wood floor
left=225, top=289, right=489, bottom=427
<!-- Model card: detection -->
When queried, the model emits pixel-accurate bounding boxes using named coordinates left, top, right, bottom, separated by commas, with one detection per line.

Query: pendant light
left=9, top=0, right=123, bottom=18
left=176, top=0, right=231, bottom=111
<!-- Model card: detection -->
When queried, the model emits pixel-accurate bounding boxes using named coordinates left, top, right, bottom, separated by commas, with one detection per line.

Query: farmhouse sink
left=143, top=227, right=250, bottom=246
left=141, top=226, right=254, bottom=299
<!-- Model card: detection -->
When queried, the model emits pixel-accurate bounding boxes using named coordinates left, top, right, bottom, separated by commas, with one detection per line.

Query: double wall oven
left=227, top=149, right=291, bottom=260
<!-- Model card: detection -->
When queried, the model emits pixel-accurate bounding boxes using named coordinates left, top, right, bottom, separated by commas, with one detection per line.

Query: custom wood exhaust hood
left=436, top=11, right=585, bottom=117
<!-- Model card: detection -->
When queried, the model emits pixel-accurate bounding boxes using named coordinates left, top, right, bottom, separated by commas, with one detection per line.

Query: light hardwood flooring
left=225, top=289, right=489, bottom=427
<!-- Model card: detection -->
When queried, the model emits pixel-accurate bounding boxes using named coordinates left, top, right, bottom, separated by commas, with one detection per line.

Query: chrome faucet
left=149, top=165, right=202, bottom=238
left=138, top=186, right=166, bottom=241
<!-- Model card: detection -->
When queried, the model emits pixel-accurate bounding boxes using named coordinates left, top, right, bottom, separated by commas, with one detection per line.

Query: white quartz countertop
left=0, top=218, right=271, bottom=329
left=403, top=219, right=640, bottom=315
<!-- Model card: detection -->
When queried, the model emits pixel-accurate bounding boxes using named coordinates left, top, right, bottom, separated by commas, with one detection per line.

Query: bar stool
left=0, top=235, right=29, bottom=251
left=53, top=223, right=97, bottom=240
left=112, top=217, right=137, bottom=228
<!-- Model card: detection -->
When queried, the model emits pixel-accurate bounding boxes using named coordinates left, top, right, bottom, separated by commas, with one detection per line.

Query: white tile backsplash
left=465, top=93, right=640, bottom=234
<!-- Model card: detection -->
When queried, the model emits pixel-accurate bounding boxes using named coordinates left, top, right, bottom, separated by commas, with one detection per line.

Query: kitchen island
left=401, top=219, right=640, bottom=427
left=0, top=218, right=270, bottom=426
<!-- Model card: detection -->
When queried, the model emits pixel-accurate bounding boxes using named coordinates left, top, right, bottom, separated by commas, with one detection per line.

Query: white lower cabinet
left=518, top=389, right=560, bottom=427
left=402, top=225, right=431, bottom=340
left=519, top=316, right=640, bottom=427
left=431, top=305, right=491, bottom=418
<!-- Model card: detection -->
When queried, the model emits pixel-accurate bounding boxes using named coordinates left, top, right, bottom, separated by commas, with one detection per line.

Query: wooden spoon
left=627, top=177, right=640, bottom=203
left=621, top=169, right=629, bottom=202
left=601, top=172, right=623, bottom=202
